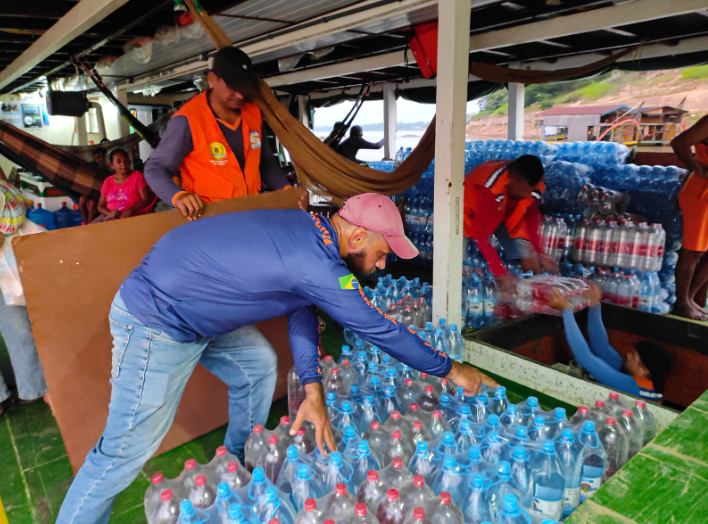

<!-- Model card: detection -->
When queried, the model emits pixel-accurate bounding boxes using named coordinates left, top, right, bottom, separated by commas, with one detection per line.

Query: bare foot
left=674, top=303, right=707, bottom=321
left=692, top=301, right=708, bottom=315
left=43, top=393, right=56, bottom=417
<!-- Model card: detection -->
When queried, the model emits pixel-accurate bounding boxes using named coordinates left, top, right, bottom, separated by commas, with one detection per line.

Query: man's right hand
left=290, top=382, right=337, bottom=455
left=446, top=361, right=499, bottom=396
left=174, top=192, right=205, bottom=221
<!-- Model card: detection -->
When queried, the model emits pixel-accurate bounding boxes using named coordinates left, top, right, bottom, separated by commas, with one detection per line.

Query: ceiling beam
left=0, top=1, right=77, bottom=20
left=0, top=0, right=131, bottom=91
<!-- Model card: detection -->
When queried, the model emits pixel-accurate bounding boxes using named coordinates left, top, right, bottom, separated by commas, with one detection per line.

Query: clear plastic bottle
left=447, top=325, right=464, bottom=362
left=351, top=440, right=381, bottom=489
left=428, top=492, right=464, bottom=524
left=418, top=385, right=440, bottom=413
left=598, top=417, right=628, bottom=481
left=319, top=483, right=357, bottom=521
left=246, top=467, right=276, bottom=507
left=351, top=502, right=379, bottom=524
left=277, top=445, right=305, bottom=496
left=400, top=474, right=436, bottom=520
left=384, top=411, right=413, bottom=436
left=357, top=395, right=382, bottom=435
left=528, top=415, right=554, bottom=443
left=568, top=406, right=591, bottom=426
left=555, top=429, right=580, bottom=518
left=178, top=458, right=206, bottom=496
left=546, top=408, right=571, bottom=439
left=288, top=366, right=306, bottom=419
left=530, top=440, right=564, bottom=521
left=480, top=430, right=505, bottom=465
left=335, top=401, right=361, bottom=438
left=497, top=494, right=531, bottom=524
left=485, top=461, right=520, bottom=521
left=259, top=435, right=286, bottom=483
left=292, top=426, right=316, bottom=456
left=432, top=457, right=466, bottom=506
left=588, top=400, right=612, bottom=426
left=405, top=403, right=432, bottom=429
left=207, top=446, right=242, bottom=486
left=245, top=424, right=270, bottom=472
left=212, top=482, right=240, bottom=523
left=226, top=504, right=250, bottom=524
left=363, top=421, right=388, bottom=465
left=451, top=404, right=472, bottom=434
left=408, top=440, right=439, bottom=487
left=339, top=360, right=360, bottom=395
left=378, top=386, right=403, bottom=422
left=322, top=451, right=354, bottom=494
left=320, top=355, right=336, bottom=377
left=147, top=488, right=180, bottom=524
left=325, top=368, right=348, bottom=397
left=397, top=379, right=419, bottom=413
left=254, top=486, right=296, bottom=524
left=292, top=464, right=322, bottom=512
left=377, top=488, right=406, bottom=524
left=178, top=500, right=210, bottom=524
left=406, top=506, right=431, bottom=524
left=508, top=445, right=533, bottom=509
left=187, top=474, right=216, bottom=509
left=339, top=345, right=354, bottom=365
left=500, top=405, right=523, bottom=428
left=573, top=421, right=607, bottom=502
left=632, top=400, right=657, bottom=446
left=455, top=419, right=481, bottom=454
left=429, top=410, right=449, bottom=441
left=357, top=469, right=387, bottom=514
left=618, top=409, right=644, bottom=459
left=293, top=498, right=322, bottom=524
left=145, top=473, right=182, bottom=520
left=381, top=457, right=414, bottom=489
left=488, top=387, right=508, bottom=416
left=461, top=473, right=492, bottom=524
left=518, top=397, right=541, bottom=426
left=384, top=429, right=415, bottom=467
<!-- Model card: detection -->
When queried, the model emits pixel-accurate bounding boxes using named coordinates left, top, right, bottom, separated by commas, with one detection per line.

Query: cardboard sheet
left=14, top=190, right=301, bottom=472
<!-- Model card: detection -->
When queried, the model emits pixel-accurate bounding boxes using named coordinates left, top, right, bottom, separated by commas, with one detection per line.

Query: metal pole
left=383, top=82, right=397, bottom=160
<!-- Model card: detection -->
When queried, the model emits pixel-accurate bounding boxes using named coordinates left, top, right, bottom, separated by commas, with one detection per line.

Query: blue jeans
left=57, top=292, right=278, bottom=524
left=494, top=223, right=534, bottom=261
left=0, top=299, right=48, bottom=402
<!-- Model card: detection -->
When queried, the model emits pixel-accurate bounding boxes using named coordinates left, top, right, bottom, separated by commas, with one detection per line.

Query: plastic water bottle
left=178, top=500, right=209, bottom=524
left=486, top=461, right=520, bottom=520
left=428, top=492, right=463, bottom=524
left=246, top=467, right=275, bottom=507
left=358, top=395, right=382, bottom=435
left=455, top=419, right=481, bottom=454
left=319, top=483, right=357, bottom=521
left=598, top=417, right=628, bottom=480
left=288, top=367, right=306, bottom=419
left=351, top=441, right=381, bottom=489
left=351, top=502, right=378, bottom=524
left=555, top=429, right=580, bottom=517
left=320, top=355, right=336, bottom=378
left=145, top=473, right=182, bottom=520
left=467, top=283, right=484, bottom=330
left=357, top=470, right=387, bottom=514
left=447, top=325, right=464, bottom=362
left=529, top=416, right=554, bottom=443
left=323, top=451, right=355, bottom=494
left=481, top=431, right=505, bottom=465
left=363, top=421, right=388, bottom=465
left=530, top=440, right=564, bottom=520
left=336, top=401, right=360, bottom=438
left=417, top=385, right=439, bottom=413
left=482, top=278, right=497, bottom=327
left=377, top=488, right=406, bottom=524
left=500, top=405, right=523, bottom=428
left=408, top=441, right=438, bottom=486
left=397, top=379, right=419, bottom=413
left=432, top=457, right=466, bottom=506
left=618, top=409, right=644, bottom=459
left=497, top=494, right=531, bottom=524
left=488, top=387, right=508, bottom=416
left=461, top=473, right=492, bottom=524
left=400, top=474, right=436, bottom=519
left=381, top=457, right=414, bottom=489
left=147, top=488, right=179, bottom=524
left=568, top=406, right=591, bottom=426
left=292, top=464, right=320, bottom=512
left=186, top=474, right=216, bottom=509
left=255, top=487, right=296, bottom=524
left=378, top=386, right=403, bottom=422
left=573, top=421, right=606, bottom=502
left=589, top=400, right=612, bottom=426
left=632, top=401, right=657, bottom=446
left=245, top=425, right=270, bottom=472
left=293, top=498, right=322, bottom=524
left=384, top=411, right=412, bottom=436
left=277, top=446, right=305, bottom=496
left=518, top=397, right=541, bottom=426
left=435, top=431, right=460, bottom=464
left=259, top=435, right=286, bottom=483
left=212, top=482, right=240, bottom=523
left=178, top=459, right=207, bottom=496
left=384, top=430, right=414, bottom=467
left=508, top=446, right=533, bottom=508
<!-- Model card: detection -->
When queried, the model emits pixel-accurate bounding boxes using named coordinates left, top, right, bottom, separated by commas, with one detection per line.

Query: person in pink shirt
left=94, top=149, right=154, bottom=222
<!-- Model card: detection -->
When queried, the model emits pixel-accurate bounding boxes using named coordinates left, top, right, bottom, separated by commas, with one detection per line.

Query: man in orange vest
left=671, top=115, right=708, bottom=320
left=144, top=47, right=305, bottom=218
left=463, top=155, right=553, bottom=286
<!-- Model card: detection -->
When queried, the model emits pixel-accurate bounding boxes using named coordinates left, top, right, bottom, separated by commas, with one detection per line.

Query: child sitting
left=94, top=149, right=153, bottom=222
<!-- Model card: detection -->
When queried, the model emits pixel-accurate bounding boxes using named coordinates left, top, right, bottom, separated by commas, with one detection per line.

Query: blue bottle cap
left=265, top=487, right=278, bottom=502
left=443, top=431, right=455, bottom=444
left=478, top=393, right=489, bottom=405
left=468, top=445, right=481, bottom=460
left=561, top=428, right=575, bottom=441
left=527, top=396, right=539, bottom=407
left=372, top=346, right=380, bottom=353
left=371, top=376, right=380, bottom=385
left=358, top=440, right=370, bottom=452
left=368, top=362, right=377, bottom=371
left=443, top=456, right=456, bottom=469
left=516, top=426, right=528, bottom=438
left=358, top=351, right=367, bottom=359
left=180, top=500, right=194, bottom=516
left=383, top=355, right=391, bottom=363
left=584, top=420, right=596, bottom=432
left=417, top=440, right=428, bottom=452
left=364, top=395, right=375, bottom=405
left=541, top=520, right=559, bottom=524
left=252, top=467, right=265, bottom=482
left=342, top=345, right=351, bottom=353
left=535, top=415, right=546, bottom=425
left=385, top=386, right=396, bottom=397
left=451, top=323, right=458, bottom=330
left=435, top=328, right=443, bottom=335
left=507, top=404, right=518, bottom=414
left=326, top=391, right=336, bottom=401
left=440, top=393, right=450, bottom=405
left=331, top=452, right=343, bottom=465
left=387, top=368, right=396, bottom=377
left=345, top=425, right=357, bottom=439
left=355, top=340, right=364, bottom=348
left=218, top=482, right=230, bottom=497
left=543, top=440, right=555, bottom=454
left=496, top=386, right=506, bottom=397
left=511, top=446, right=526, bottom=461
left=460, top=419, right=472, bottom=430
left=459, top=405, right=471, bottom=415
left=498, top=460, right=511, bottom=475
left=471, top=473, right=485, bottom=489
left=342, top=401, right=353, bottom=412
left=297, top=464, right=310, bottom=477
left=228, top=503, right=244, bottom=519
left=426, top=322, right=433, bottom=329
left=555, top=407, right=566, bottom=419
left=351, top=384, right=360, bottom=393
left=502, top=493, right=519, bottom=513
left=488, top=414, right=499, bottom=426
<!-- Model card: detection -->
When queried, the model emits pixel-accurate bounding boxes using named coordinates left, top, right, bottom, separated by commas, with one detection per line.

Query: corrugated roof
left=536, top=105, right=630, bottom=116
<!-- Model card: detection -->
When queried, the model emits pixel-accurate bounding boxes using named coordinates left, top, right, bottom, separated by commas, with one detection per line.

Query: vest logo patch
left=249, top=131, right=261, bottom=150
left=338, top=274, right=359, bottom=290
left=210, top=142, right=228, bottom=164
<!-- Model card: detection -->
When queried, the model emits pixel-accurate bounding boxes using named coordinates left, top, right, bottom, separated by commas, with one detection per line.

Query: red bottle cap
left=268, top=520, right=281, bottom=524
left=304, top=498, right=316, bottom=511
left=216, top=446, right=227, bottom=457
left=636, top=400, right=646, bottom=408
left=609, top=392, right=620, bottom=400
left=195, top=474, right=207, bottom=487
left=413, top=475, right=424, bottom=487
left=297, top=428, right=306, bottom=436
left=413, top=420, right=423, bottom=431
left=410, top=403, right=419, bottom=411
left=355, top=503, right=368, bottom=516
left=393, top=458, right=403, bottom=469
left=606, top=417, right=617, bottom=425
left=413, top=507, right=426, bottom=521
left=280, top=416, right=290, bottom=426
left=331, top=368, right=340, bottom=376
left=324, top=520, right=335, bottom=524
left=420, top=373, right=428, bottom=379
left=253, top=424, right=264, bottom=434
left=392, top=430, right=402, bottom=440
left=432, top=410, right=442, bottom=419
left=595, top=400, right=606, bottom=408
left=324, top=355, right=333, bottom=362
left=335, top=483, right=346, bottom=496
left=161, top=489, right=173, bottom=501
left=441, top=378, right=449, bottom=386
left=370, top=421, right=381, bottom=430
left=439, top=492, right=451, bottom=505
left=622, top=409, right=633, bottom=417
left=387, top=488, right=399, bottom=502
left=151, top=472, right=164, bottom=485
left=184, top=459, right=197, bottom=470
left=342, top=360, right=351, bottom=367
left=405, top=378, right=413, bottom=386
left=269, top=435, right=279, bottom=445
left=577, top=406, right=588, bottom=414
left=368, top=470, right=379, bottom=481
left=228, top=461, right=239, bottom=473
left=391, top=411, right=401, bottom=420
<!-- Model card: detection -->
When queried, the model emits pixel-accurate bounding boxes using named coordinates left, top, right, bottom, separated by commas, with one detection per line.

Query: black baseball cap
left=211, top=47, right=259, bottom=94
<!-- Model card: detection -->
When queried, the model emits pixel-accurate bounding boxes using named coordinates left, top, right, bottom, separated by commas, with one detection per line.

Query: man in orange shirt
left=144, top=47, right=305, bottom=218
left=671, top=116, right=708, bottom=320
left=463, top=155, right=555, bottom=288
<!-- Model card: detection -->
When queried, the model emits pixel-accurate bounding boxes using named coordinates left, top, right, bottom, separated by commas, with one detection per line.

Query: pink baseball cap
left=339, top=193, right=419, bottom=259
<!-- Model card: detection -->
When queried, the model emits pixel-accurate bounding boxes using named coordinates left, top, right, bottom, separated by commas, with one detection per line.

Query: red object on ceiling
left=409, top=22, right=438, bottom=79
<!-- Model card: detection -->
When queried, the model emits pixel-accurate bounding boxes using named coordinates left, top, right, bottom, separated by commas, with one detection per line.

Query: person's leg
left=79, top=195, right=89, bottom=224
left=0, top=301, right=48, bottom=401
left=87, top=198, right=99, bottom=224
left=688, top=251, right=708, bottom=314
left=494, top=224, right=538, bottom=273
left=199, top=325, right=278, bottom=461
left=57, top=295, right=207, bottom=524
left=674, top=248, right=706, bottom=320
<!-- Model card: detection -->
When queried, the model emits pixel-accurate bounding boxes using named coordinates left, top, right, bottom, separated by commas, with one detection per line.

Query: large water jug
left=54, top=202, right=74, bottom=229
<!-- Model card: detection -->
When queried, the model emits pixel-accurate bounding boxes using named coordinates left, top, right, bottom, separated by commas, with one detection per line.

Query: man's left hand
left=289, top=382, right=336, bottom=455
left=446, top=361, right=499, bottom=396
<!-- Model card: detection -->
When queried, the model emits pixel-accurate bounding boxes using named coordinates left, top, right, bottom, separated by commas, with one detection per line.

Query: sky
left=313, top=98, right=481, bottom=129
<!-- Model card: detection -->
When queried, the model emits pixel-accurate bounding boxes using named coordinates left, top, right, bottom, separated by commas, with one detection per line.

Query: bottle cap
left=432, top=410, right=442, bottom=419
left=413, top=420, right=423, bottom=430
left=268, top=520, right=280, bottom=524
left=297, top=428, right=306, bottom=436
left=216, top=446, right=228, bottom=457
left=595, top=400, right=606, bottom=408
left=368, top=470, right=379, bottom=481
left=443, top=431, right=454, bottom=444
left=444, top=456, right=456, bottom=469
left=392, top=430, right=402, bottom=440
left=503, top=493, right=519, bottom=513
left=184, top=459, right=197, bottom=470
left=151, top=472, right=164, bottom=485
left=609, top=392, right=620, bottom=400
left=392, top=458, right=403, bottom=469
left=324, top=355, right=333, bottom=362
left=342, top=360, right=350, bottom=367
left=335, top=484, right=346, bottom=496
left=218, top=482, right=230, bottom=497
left=358, top=440, right=370, bottom=452
left=471, top=473, right=485, bottom=489
left=577, top=406, right=588, bottom=414
left=622, top=409, right=633, bottom=417
left=252, top=467, right=265, bottom=481
left=228, top=461, right=239, bottom=473
left=439, top=492, right=451, bottom=505
left=528, top=396, right=538, bottom=407
left=413, top=508, right=426, bottom=521
left=160, top=489, right=173, bottom=501
left=420, top=372, right=428, bottom=378
left=195, top=474, right=207, bottom=487
left=425, top=385, right=433, bottom=393
left=179, top=500, right=194, bottom=516
left=355, top=503, right=368, bottom=517
left=387, top=488, right=399, bottom=502
left=413, top=475, right=424, bottom=487
left=583, top=420, right=596, bottom=432
left=370, top=421, right=381, bottom=430
left=405, top=378, right=413, bottom=386
left=331, top=368, right=340, bottom=375
left=441, top=378, right=449, bottom=385
left=269, top=435, right=279, bottom=445
left=636, top=400, right=646, bottom=408
left=606, top=417, right=617, bottom=425
left=331, top=452, right=343, bottom=464
left=391, top=411, right=401, bottom=420
left=409, top=402, right=419, bottom=411
left=253, top=424, right=264, bottom=434
left=304, top=498, right=316, bottom=511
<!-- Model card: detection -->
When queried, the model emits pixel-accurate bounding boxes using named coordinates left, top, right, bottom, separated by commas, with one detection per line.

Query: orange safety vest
left=175, top=91, right=263, bottom=203
left=465, top=160, right=545, bottom=239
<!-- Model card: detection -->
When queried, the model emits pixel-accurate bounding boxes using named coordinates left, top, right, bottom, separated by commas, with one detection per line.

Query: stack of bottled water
left=554, top=142, right=630, bottom=168
left=276, top=343, right=660, bottom=524
left=496, top=276, right=590, bottom=319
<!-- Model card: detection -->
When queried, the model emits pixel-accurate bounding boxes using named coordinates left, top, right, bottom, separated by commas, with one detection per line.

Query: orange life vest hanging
left=175, top=91, right=263, bottom=203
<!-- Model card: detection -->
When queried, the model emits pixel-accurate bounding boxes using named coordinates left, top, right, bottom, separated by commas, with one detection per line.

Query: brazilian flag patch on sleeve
left=338, top=274, right=360, bottom=290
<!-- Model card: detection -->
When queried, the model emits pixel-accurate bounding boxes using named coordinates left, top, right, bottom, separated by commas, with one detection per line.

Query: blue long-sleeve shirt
left=120, top=209, right=451, bottom=385
left=561, top=306, right=640, bottom=396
